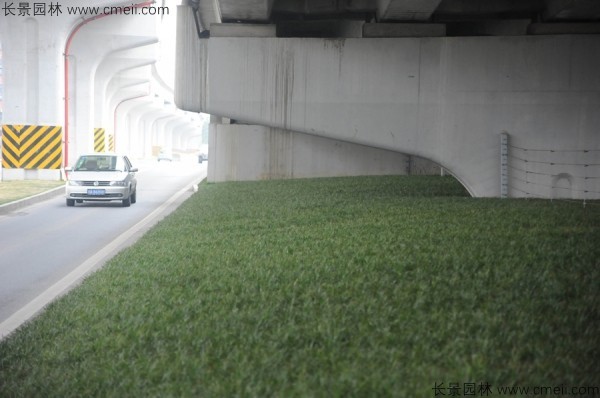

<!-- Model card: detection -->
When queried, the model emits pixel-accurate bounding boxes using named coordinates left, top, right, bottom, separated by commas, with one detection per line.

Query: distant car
left=65, top=153, right=138, bottom=207
left=198, top=153, right=208, bottom=163
left=157, top=149, right=173, bottom=162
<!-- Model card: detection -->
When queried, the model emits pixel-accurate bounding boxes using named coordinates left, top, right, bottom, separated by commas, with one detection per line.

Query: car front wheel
left=130, top=190, right=137, bottom=204
left=66, top=199, right=75, bottom=207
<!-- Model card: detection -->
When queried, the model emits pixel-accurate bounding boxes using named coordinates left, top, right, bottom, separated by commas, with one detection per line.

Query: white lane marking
left=0, top=173, right=206, bottom=340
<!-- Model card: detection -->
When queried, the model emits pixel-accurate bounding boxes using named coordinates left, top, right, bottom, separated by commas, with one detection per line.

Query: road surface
left=0, top=158, right=206, bottom=334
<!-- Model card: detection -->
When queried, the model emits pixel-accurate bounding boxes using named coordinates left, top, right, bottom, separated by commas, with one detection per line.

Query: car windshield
left=73, top=155, right=124, bottom=171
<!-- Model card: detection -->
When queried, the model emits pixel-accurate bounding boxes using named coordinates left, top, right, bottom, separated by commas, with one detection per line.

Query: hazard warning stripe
left=94, top=128, right=106, bottom=153
left=1, top=125, right=63, bottom=169
left=108, top=134, right=115, bottom=152
left=23, top=127, right=62, bottom=169
left=1, top=125, right=21, bottom=168
left=32, top=138, right=62, bottom=170
left=20, top=126, right=59, bottom=164
left=20, top=125, right=47, bottom=165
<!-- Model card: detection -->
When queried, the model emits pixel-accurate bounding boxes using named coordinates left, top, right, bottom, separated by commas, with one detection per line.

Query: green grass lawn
left=0, top=175, right=598, bottom=397
left=0, top=180, right=64, bottom=205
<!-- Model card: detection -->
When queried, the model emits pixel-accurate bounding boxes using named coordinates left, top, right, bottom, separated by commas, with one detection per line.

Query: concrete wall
left=176, top=12, right=600, bottom=198
left=208, top=124, right=423, bottom=182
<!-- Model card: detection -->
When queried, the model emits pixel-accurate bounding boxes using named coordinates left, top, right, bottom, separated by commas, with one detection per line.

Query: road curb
left=0, top=185, right=64, bottom=215
left=0, top=172, right=207, bottom=340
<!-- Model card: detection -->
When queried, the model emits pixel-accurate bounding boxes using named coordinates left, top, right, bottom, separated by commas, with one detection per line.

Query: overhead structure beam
left=219, top=0, right=274, bottom=22
left=377, top=0, right=443, bottom=21
left=543, top=0, right=600, bottom=20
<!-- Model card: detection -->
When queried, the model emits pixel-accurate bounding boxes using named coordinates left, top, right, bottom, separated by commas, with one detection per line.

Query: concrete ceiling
left=219, top=0, right=275, bottom=21
left=186, top=0, right=600, bottom=37
left=211, top=0, right=600, bottom=22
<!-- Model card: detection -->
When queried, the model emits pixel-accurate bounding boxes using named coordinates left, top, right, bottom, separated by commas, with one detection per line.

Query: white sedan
left=65, top=153, right=138, bottom=207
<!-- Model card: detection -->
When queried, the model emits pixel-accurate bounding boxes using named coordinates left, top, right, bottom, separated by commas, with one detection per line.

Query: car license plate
left=87, top=189, right=105, bottom=196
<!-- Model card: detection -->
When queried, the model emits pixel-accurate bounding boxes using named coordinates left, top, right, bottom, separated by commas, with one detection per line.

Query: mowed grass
left=0, top=175, right=598, bottom=397
left=0, top=180, right=64, bottom=205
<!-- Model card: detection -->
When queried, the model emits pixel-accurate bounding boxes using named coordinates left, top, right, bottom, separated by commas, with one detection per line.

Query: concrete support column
left=155, top=115, right=178, bottom=149
left=126, top=102, right=157, bottom=158
left=151, top=115, right=175, bottom=149
left=0, top=18, right=65, bottom=125
left=164, top=120, right=188, bottom=150
left=207, top=115, right=221, bottom=182
left=66, top=55, right=96, bottom=156
left=208, top=123, right=414, bottom=183
left=0, top=16, right=67, bottom=180
left=110, top=93, right=151, bottom=154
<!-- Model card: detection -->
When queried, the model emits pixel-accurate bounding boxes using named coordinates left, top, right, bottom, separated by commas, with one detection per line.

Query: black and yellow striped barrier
left=108, top=134, right=115, bottom=152
left=1, top=125, right=62, bottom=169
left=94, top=128, right=106, bottom=153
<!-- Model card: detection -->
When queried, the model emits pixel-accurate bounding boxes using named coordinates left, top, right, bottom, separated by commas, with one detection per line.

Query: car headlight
left=68, top=180, right=83, bottom=186
left=110, top=180, right=128, bottom=186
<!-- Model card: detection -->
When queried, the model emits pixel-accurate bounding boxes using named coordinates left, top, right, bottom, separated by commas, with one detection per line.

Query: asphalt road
left=0, top=158, right=207, bottom=333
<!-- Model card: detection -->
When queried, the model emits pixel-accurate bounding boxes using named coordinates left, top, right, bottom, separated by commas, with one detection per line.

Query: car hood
left=68, top=171, right=129, bottom=181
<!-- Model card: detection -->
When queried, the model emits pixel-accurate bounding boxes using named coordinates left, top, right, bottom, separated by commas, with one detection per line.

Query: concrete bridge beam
left=96, top=55, right=157, bottom=132
left=1, top=1, right=187, bottom=180
left=147, top=111, right=178, bottom=144
left=103, top=75, right=151, bottom=135
left=164, top=119, right=190, bottom=150
left=218, top=0, right=274, bottom=22
left=66, top=13, right=158, bottom=159
left=153, top=115, right=180, bottom=149
left=113, top=97, right=154, bottom=155
left=124, top=100, right=164, bottom=158
left=377, top=0, right=443, bottom=21
left=176, top=3, right=600, bottom=198
left=543, top=0, right=600, bottom=21
left=137, top=107, right=193, bottom=158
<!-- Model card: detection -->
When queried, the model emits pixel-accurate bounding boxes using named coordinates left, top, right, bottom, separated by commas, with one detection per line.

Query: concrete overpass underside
left=176, top=0, right=600, bottom=199
left=0, top=1, right=205, bottom=182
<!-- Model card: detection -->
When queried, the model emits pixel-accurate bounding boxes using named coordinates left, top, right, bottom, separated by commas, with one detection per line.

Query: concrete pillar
left=126, top=101, right=161, bottom=158
left=96, top=60, right=155, bottom=136
left=114, top=97, right=153, bottom=155
left=164, top=119, right=189, bottom=150
left=0, top=16, right=68, bottom=179
left=151, top=114, right=178, bottom=148
left=155, top=115, right=179, bottom=149
left=0, top=17, right=66, bottom=125
left=109, top=91, right=151, bottom=152
left=66, top=53, right=96, bottom=155
left=207, top=123, right=413, bottom=183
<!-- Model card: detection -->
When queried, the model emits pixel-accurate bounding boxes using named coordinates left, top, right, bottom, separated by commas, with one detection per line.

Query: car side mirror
left=130, top=167, right=138, bottom=173
left=65, top=166, right=73, bottom=172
